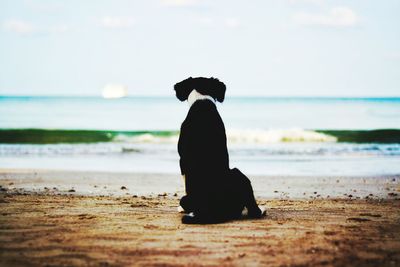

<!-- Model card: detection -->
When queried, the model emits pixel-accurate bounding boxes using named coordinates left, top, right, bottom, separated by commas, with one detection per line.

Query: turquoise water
left=1, top=96, right=400, bottom=130
left=0, top=96, right=399, bottom=175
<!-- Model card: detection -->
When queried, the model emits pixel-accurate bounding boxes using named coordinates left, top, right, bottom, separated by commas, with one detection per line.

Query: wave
left=227, top=129, right=337, bottom=143
left=0, top=128, right=400, bottom=144
left=114, top=133, right=179, bottom=144
left=1, top=143, right=399, bottom=157
left=316, top=129, right=400, bottom=143
left=0, top=129, right=178, bottom=144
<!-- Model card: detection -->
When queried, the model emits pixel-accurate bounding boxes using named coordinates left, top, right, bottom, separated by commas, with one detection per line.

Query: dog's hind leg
left=230, top=168, right=265, bottom=218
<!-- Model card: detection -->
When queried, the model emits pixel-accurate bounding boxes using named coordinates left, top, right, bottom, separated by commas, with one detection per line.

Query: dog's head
left=174, top=77, right=226, bottom=103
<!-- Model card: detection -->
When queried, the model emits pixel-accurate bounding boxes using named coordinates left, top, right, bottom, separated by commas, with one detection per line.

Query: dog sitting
left=174, top=77, right=265, bottom=224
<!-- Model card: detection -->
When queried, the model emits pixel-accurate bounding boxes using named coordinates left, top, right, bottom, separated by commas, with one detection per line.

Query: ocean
left=1, top=96, right=400, bottom=176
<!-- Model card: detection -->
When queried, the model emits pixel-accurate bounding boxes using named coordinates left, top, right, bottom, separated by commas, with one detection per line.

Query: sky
left=0, top=0, right=399, bottom=96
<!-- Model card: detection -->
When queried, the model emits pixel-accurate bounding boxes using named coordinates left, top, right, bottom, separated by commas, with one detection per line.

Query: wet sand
left=1, top=191, right=399, bottom=267
left=1, top=169, right=399, bottom=199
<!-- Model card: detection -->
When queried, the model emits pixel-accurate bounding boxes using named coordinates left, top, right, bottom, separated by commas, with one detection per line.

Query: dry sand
left=1, top=191, right=400, bottom=267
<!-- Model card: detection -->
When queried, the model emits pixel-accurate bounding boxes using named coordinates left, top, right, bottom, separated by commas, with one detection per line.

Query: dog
left=174, top=77, right=265, bottom=224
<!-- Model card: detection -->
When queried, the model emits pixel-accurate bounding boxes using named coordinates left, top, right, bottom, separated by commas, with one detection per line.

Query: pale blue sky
left=0, top=0, right=399, bottom=96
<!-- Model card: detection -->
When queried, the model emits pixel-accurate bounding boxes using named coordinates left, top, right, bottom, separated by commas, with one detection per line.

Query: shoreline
left=1, top=168, right=399, bottom=200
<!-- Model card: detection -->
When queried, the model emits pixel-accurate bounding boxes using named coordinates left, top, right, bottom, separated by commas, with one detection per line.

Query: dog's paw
left=248, top=205, right=267, bottom=219
left=177, top=206, right=185, bottom=213
left=259, top=205, right=267, bottom=217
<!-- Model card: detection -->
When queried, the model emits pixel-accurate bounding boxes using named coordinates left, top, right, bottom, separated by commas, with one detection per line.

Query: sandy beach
left=1, top=170, right=400, bottom=266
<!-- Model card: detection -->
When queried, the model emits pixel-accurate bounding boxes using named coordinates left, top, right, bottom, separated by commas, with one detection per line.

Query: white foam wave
left=112, top=129, right=337, bottom=144
left=226, top=129, right=337, bottom=144
left=114, top=134, right=179, bottom=144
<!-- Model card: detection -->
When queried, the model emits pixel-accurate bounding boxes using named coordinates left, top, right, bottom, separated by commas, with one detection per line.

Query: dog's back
left=179, top=100, right=229, bottom=184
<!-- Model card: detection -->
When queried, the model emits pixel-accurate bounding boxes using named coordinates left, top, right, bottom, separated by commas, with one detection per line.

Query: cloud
left=198, top=16, right=214, bottom=25
left=160, top=0, right=198, bottom=7
left=224, top=18, right=240, bottom=28
left=25, top=1, right=64, bottom=12
left=195, top=17, right=241, bottom=28
left=101, top=16, right=135, bottom=29
left=293, top=6, right=358, bottom=27
left=2, top=19, right=35, bottom=34
left=48, top=25, right=69, bottom=34
left=2, top=19, right=70, bottom=35
left=288, top=0, right=324, bottom=5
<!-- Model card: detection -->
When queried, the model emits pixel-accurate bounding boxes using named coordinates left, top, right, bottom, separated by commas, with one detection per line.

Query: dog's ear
left=174, top=77, right=194, bottom=101
left=209, top=77, right=226, bottom=103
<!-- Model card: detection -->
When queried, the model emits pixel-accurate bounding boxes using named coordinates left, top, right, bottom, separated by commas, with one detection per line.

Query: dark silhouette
left=174, top=77, right=265, bottom=224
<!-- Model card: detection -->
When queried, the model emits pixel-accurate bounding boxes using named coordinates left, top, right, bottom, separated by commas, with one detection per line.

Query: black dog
left=174, top=77, right=265, bottom=224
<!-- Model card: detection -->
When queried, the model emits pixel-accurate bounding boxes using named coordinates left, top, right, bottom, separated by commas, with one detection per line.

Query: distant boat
left=102, top=84, right=128, bottom=99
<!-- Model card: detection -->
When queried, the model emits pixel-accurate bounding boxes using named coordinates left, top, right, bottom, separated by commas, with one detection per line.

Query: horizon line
left=1, top=94, right=400, bottom=99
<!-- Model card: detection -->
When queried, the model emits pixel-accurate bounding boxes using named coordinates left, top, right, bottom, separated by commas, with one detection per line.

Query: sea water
left=0, top=96, right=399, bottom=176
